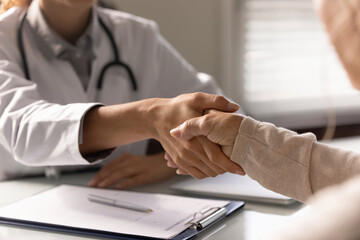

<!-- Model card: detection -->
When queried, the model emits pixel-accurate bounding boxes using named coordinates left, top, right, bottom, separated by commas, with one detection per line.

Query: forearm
left=231, top=117, right=360, bottom=202
left=80, top=99, right=158, bottom=155
left=230, top=116, right=316, bottom=202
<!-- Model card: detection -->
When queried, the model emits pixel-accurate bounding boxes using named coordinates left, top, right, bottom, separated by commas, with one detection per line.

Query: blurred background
left=103, top=0, right=360, bottom=139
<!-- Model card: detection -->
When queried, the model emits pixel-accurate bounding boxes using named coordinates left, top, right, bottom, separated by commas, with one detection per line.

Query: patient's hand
left=153, top=93, right=244, bottom=179
left=315, top=0, right=360, bottom=89
left=169, top=111, right=245, bottom=175
left=88, top=153, right=176, bottom=189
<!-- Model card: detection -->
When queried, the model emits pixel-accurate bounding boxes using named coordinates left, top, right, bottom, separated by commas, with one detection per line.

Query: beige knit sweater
left=230, top=116, right=360, bottom=240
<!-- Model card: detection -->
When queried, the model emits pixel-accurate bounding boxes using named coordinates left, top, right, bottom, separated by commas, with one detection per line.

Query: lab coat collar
left=26, top=0, right=101, bottom=59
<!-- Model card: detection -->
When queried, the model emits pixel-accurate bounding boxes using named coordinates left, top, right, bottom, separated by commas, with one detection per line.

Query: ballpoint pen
left=88, top=194, right=153, bottom=213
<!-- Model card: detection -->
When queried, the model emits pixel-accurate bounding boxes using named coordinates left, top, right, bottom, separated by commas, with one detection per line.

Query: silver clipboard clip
left=185, top=207, right=227, bottom=230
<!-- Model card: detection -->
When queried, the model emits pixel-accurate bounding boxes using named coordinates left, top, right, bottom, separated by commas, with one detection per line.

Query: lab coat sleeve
left=0, top=43, right=100, bottom=166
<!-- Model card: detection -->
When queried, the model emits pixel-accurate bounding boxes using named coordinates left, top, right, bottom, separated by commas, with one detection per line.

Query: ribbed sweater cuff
left=230, top=116, right=258, bottom=168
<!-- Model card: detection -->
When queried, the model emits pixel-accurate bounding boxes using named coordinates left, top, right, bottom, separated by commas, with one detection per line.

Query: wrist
left=119, top=98, right=159, bottom=140
left=223, top=114, right=243, bottom=158
left=143, top=98, right=169, bottom=140
left=80, top=100, right=161, bottom=155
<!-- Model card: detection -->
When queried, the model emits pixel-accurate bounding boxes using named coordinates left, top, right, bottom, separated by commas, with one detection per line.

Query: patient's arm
left=315, top=0, right=360, bottom=90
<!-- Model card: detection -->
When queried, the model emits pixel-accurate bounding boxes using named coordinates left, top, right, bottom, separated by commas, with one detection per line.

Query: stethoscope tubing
left=17, top=12, right=30, bottom=80
left=17, top=10, right=138, bottom=92
left=97, top=17, right=137, bottom=91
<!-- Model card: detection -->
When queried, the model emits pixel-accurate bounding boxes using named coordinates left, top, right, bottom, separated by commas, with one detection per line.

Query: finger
left=164, top=152, right=171, bottom=162
left=176, top=169, right=188, bottom=175
left=177, top=156, right=216, bottom=178
left=170, top=115, right=217, bottom=140
left=162, top=140, right=214, bottom=178
left=200, top=139, right=245, bottom=175
left=178, top=137, right=224, bottom=175
left=171, top=153, right=211, bottom=179
left=175, top=168, right=189, bottom=175
left=88, top=154, right=131, bottom=186
left=164, top=153, right=178, bottom=168
left=96, top=166, right=138, bottom=188
left=197, top=138, right=227, bottom=175
left=167, top=161, right=177, bottom=168
left=89, top=165, right=112, bottom=186
left=167, top=161, right=178, bottom=168
left=204, top=109, right=221, bottom=115
left=170, top=116, right=211, bottom=140
left=182, top=147, right=220, bottom=177
left=176, top=166, right=207, bottom=179
left=167, top=149, right=214, bottom=177
left=115, top=175, right=147, bottom=189
left=192, top=93, right=239, bottom=113
left=89, top=167, right=115, bottom=187
left=166, top=137, right=222, bottom=176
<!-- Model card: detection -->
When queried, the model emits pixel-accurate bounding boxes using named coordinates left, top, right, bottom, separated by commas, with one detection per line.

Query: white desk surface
left=0, top=170, right=304, bottom=240
left=3, top=135, right=360, bottom=239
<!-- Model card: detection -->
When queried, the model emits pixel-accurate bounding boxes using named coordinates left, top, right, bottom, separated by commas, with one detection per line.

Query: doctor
left=0, top=0, right=243, bottom=184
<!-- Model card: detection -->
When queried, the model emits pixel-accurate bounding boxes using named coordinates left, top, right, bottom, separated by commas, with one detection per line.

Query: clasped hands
left=155, top=93, right=246, bottom=179
left=88, top=92, right=246, bottom=189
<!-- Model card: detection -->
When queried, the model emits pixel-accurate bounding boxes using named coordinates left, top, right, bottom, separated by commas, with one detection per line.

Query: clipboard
left=0, top=185, right=244, bottom=240
left=172, top=201, right=243, bottom=240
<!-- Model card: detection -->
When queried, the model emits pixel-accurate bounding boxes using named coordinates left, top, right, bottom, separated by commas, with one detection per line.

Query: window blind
left=238, top=0, right=360, bottom=128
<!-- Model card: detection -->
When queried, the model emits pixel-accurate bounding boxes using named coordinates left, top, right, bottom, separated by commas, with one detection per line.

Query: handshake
left=162, top=0, right=360, bottom=180
left=153, top=92, right=245, bottom=179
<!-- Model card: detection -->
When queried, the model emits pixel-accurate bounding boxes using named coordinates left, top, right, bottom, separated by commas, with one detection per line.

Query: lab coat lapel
left=86, top=23, right=108, bottom=102
left=29, top=56, right=88, bottom=104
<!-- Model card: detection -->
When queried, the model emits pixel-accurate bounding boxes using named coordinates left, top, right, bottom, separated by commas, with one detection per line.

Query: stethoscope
left=17, top=11, right=138, bottom=92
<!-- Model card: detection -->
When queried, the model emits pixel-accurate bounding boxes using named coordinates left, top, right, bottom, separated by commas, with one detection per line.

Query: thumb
left=170, top=117, right=208, bottom=140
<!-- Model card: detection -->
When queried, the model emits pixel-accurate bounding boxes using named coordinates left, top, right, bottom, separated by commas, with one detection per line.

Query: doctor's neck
left=39, top=0, right=95, bottom=45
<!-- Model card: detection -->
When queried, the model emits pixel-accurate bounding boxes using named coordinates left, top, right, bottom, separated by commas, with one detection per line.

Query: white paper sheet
left=0, top=185, right=229, bottom=239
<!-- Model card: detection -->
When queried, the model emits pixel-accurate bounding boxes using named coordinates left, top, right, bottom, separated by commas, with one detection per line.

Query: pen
left=88, top=194, right=153, bottom=213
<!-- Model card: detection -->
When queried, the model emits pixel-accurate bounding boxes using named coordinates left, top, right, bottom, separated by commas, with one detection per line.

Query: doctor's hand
left=151, top=93, right=244, bottom=179
left=315, top=0, right=360, bottom=90
left=81, top=92, right=242, bottom=179
left=88, top=153, right=176, bottom=189
left=168, top=111, right=245, bottom=175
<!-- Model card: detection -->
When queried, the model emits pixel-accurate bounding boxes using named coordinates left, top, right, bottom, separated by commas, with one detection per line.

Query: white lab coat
left=0, top=5, right=223, bottom=180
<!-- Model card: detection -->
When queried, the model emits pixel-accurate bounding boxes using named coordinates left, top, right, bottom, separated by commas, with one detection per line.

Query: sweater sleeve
left=309, top=140, right=360, bottom=192
left=230, top=116, right=315, bottom=202
left=230, top=116, right=360, bottom=202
